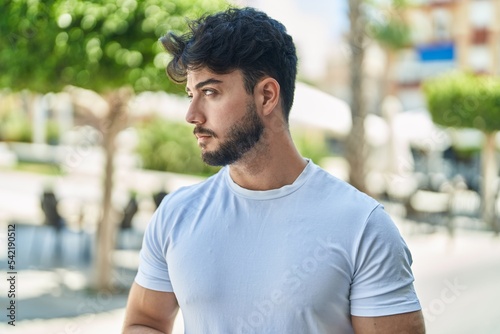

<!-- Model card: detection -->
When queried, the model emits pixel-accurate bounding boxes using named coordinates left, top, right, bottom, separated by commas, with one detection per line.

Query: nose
left=185, top=98, right=206, bottom=125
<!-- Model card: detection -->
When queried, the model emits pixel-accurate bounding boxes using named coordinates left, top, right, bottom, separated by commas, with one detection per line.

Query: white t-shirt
left=135, top=161, right=421, bottom=334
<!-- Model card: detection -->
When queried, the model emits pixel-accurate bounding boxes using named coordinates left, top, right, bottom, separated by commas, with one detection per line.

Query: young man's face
left=185, top=68, right=264, bottom=166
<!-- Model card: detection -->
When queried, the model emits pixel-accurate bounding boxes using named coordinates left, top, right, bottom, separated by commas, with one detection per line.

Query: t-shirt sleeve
left=134, top=206, right=174, bottom=292
left=350, top=205, right=421, bottom=316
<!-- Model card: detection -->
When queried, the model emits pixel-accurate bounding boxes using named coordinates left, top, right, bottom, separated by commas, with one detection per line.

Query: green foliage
left=0, top=106, right=61, bottom=143
left=135, top=118, right=220, bottom=176
left=423, top=71, right=500, bottom=133
left=370, top=18, right=410, bottom=50
left=453, top=146, right=481, bottom=161
left=14, top=162, right=62, bottom=175
left=292, top=129, right=331, bottom=164
left=367, top=0, right=411, bottom=50
left=0, top=111, right=32, bottom=142
left=0, top=0, right=228, bottom=94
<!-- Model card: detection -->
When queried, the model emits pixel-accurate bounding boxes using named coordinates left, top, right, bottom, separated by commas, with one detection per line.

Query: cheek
left=212, top=100, right=248, bottom=131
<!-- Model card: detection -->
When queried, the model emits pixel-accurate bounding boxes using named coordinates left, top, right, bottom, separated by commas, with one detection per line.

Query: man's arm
left=352, top=310, right=425, bottom=334
left=123, top=282, right=179, bottom=334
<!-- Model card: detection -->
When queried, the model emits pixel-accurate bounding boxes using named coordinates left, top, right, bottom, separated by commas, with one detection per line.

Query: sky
left=295, top=0, right=349, bottom=39
left=246, top=0, right=349, bottom=79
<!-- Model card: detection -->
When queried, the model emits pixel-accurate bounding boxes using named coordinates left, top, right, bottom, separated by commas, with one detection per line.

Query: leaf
left=0, top=0, right=228, bottom=94
left=423, top=71, right=500, bottom=133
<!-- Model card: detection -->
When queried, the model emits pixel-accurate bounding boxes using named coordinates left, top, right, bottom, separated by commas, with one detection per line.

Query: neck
left=228, top=128, right=307, bottom=191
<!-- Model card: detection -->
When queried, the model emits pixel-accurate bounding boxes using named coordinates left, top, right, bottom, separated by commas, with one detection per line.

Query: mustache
left=193, top=126, right=217, bottom=138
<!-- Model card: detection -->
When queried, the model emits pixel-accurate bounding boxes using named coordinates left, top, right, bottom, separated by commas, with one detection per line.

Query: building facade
left=397, top=0, right=500, bottom=109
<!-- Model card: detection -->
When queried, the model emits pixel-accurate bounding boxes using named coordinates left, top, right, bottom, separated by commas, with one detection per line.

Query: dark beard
left=201, top=101, right=264, bottom=166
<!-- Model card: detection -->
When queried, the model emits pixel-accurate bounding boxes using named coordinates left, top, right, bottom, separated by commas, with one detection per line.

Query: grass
left=13, top=162, right=63, bottom=175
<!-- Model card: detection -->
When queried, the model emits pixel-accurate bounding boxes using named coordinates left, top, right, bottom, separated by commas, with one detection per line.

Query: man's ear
left=255, top=77, right=280, bottom=116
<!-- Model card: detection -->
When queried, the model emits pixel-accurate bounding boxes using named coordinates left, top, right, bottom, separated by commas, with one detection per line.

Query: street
left=409, top=230, right=500, bottom=334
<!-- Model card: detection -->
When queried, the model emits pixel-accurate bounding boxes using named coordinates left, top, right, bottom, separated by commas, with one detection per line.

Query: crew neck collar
left=225, top=160, right=313, bottom=200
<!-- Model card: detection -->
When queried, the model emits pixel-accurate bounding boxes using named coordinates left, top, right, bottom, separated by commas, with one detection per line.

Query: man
left=123, top=7, right=425, bottom=334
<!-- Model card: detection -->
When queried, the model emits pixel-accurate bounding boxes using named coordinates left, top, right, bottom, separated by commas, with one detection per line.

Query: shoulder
left=305, top=163, right=381, bottom=217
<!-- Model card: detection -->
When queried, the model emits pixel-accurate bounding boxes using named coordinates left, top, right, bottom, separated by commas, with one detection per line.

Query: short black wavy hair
left=160, top=7, right=298, bottom=121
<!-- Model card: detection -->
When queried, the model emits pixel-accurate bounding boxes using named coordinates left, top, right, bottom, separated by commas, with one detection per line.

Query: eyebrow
left=186, top=78, right=223, bottom=92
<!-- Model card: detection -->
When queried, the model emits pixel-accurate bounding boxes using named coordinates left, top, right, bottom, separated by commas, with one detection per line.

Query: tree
left=345, top=0, right=411, bottom=195
left=0, top=0, right=228, bottom=291
left=423, top=71, right=500, bottom=234
left=346, top=0, right=369, bottom=193
left=368, top=0, right=411, bottom=193
left=368, top=0, right=411, bottom=96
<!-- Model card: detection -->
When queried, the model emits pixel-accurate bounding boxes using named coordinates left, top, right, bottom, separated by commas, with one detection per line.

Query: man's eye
left=203, top=89, right=215, bottom=96
left=187, top=95, right=193, bottom=102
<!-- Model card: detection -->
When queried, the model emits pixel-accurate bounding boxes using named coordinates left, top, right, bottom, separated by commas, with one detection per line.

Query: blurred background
left=0, top=0, right=499, bottom=333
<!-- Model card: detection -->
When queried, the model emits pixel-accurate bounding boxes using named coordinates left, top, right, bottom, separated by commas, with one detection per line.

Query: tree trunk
left=481, top=132, right=499, bottom=234
left=346, top=0, right=368, bottom=194
left=95, top=88, right=131, bottom=292
left=384, top=50, right=397, bottom=97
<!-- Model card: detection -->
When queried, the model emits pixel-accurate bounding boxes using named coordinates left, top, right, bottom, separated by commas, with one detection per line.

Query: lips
left=197, top=134, right=210, bottom=141
left=193, top=126, right=216, bottom=137
left=195, top=133, right=212, bottom=146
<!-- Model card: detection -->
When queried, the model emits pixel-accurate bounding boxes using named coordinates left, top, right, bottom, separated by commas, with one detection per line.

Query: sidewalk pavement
left=0, top=222, right=181, bottom=334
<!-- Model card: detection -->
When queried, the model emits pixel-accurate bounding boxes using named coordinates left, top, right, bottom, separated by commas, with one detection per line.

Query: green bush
left=0, top=111, right=32, bottom=142
left=423, top=71, right=500, bottom=133
left=135, top=118, right=220, bottom=176
left=0, top=109, right=61, bottom=144
left=291, top=129, right=331, bottom=164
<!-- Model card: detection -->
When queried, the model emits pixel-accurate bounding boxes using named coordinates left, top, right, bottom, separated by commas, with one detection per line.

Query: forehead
left=186, top=68, right=244, bottom=89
